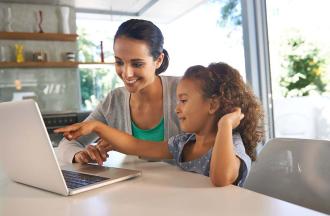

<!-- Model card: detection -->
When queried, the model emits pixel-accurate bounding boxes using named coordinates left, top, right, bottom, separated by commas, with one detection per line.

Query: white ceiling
left=1, top=0, right=208, bottom=23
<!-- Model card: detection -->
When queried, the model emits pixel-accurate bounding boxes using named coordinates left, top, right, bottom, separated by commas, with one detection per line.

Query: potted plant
left=280, top=37, right=327, bottom=97
left=274, top=37, right=329, bottom=138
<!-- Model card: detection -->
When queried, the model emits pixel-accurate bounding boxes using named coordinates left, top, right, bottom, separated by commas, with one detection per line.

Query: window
left=76, top=0, right=246, bottom=110
left=266, top=0, right=330, bottom=140
left=76, top=16, right=123, bottom=110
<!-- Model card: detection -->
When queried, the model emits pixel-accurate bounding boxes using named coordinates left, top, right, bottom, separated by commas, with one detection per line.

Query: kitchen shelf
left=78, top=62, right=114, bottom=64
left=0, top=61, right=79, bottom=68
left=0, top=62, right=116, bottom=68
left=78, top=62, right=115, bottom=69
left=0, top=32, right=78, bottom=41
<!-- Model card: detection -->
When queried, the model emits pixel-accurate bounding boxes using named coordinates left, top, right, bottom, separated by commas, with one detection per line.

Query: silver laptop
left=0, top=99, right=141, bottom=196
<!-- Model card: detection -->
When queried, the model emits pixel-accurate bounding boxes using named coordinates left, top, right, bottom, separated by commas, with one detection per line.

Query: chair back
left=244, top=138, right=330, bottom=214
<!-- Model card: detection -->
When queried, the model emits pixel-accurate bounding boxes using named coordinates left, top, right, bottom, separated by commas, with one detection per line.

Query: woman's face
left=113, top=37, right=163, bottom=93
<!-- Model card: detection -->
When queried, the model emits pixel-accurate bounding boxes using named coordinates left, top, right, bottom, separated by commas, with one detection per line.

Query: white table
left=0, top=152, right=326, bottom=216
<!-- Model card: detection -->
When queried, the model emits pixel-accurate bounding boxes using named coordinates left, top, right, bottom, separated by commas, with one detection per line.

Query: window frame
left=241, top=0, right=274, bottom=140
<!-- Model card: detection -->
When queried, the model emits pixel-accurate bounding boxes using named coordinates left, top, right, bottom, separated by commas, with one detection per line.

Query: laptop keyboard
left=61, top=170, right=110, bottom=189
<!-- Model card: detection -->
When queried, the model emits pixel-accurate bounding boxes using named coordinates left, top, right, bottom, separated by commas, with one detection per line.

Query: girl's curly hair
left=183, top=62, right=264, bottom=161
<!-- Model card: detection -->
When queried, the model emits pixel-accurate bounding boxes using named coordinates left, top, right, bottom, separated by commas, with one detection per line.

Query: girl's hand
left=74, top=144, right=109, bottom=165
left=54, top=120, right=101, bottom=141
left=218, top=107, right=244, bottom=130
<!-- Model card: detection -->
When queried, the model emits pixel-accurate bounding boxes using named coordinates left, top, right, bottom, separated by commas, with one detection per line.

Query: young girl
left=55, top=62, right=264, bottom=187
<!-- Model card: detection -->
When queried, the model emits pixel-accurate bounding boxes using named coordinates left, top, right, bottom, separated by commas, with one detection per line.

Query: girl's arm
left=54, top=120, right=172, bottom=160
left=209, top=108, right=244, bottom=187
left=57, top=105, right=108, bottom=164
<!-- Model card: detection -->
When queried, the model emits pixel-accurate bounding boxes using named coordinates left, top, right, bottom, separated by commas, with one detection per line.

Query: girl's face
left=175, top=79, right=214, bottom=133
left=113, top=37, right=163, bottom=93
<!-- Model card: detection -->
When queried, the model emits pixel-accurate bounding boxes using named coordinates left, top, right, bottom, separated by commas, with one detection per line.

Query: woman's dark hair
left=114, top=19, right=169, bottom=75
left=183, top=63, right=264, bottom=161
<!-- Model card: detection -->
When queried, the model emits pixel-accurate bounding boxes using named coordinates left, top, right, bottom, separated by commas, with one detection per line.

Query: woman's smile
left=124, top=78, right=139, bottom=85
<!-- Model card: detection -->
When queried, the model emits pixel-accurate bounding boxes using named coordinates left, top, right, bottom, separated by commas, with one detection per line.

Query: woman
left=58, top=19, right=181, bottom=164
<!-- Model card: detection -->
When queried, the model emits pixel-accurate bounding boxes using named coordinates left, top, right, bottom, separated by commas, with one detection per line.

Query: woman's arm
left=209, top=108, right=243, bottom=187
left=55, top=120, right=172, bottom=160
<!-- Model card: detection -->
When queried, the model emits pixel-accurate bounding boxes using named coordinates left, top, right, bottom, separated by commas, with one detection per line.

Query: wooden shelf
left=0, top=32, right=78, bottom=41
left=0, top=61, right=79, bottom=68
left=78, top=62, right=114, bottom=65
left=78, top=62, right=115, bottom=69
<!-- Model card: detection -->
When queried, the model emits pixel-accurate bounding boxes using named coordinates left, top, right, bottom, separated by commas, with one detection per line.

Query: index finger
left=87, top=145, right=104, bottom=166
left=53, top=123, right=81, bottom=133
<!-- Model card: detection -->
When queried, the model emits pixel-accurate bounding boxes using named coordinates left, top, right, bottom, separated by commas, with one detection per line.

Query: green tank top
left=131, top=117, right=164, bottom=141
